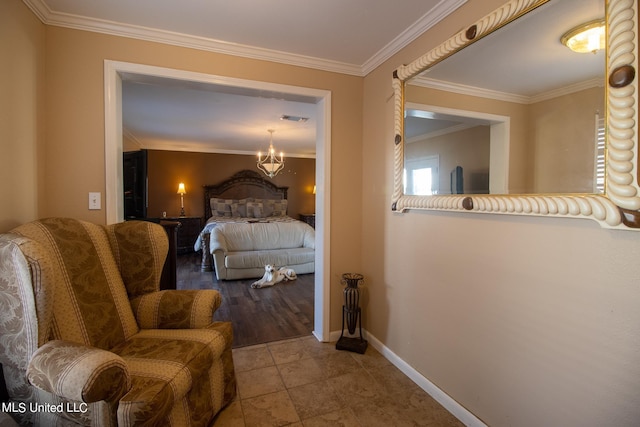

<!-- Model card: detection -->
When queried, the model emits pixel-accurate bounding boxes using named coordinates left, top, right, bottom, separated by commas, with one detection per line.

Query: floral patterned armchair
left=0, top=218, right=236, bottom=426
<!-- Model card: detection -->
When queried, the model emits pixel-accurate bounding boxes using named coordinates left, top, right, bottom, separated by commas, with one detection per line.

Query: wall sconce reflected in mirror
left=313, top=185, right=316, bottom=195
left=177, top=182, right=186, bottom=216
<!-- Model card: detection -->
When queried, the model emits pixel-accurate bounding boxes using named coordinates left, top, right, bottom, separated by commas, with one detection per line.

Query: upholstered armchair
left=0, top=218, right=236, bottom=426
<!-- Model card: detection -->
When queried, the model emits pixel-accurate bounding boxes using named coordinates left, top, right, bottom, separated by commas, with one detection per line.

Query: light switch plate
left=89, top=192, right=101, bottom=210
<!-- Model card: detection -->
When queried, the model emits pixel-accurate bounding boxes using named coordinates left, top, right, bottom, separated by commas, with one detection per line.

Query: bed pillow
left=271, top=200, right=288, bottom=216
left=246, top=198, right=288, bottom=216
left=210, top=198, right=232, bottom=217
left=253, top=198, right=277, bottom=217
left=231, top=199, right=248, bottom=217
left=246, top=202, right=264, bottom=218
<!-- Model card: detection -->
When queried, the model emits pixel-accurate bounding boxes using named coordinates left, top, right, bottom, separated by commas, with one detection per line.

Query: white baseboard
left=327, top=329, right=486, bottom=427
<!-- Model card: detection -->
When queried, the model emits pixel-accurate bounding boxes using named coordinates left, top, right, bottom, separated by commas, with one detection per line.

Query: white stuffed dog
left=251, top=264, right=297, bottom=288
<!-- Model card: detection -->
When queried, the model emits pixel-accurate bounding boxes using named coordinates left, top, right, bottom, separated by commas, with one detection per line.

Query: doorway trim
left=104, top=60, right=331, bottom=342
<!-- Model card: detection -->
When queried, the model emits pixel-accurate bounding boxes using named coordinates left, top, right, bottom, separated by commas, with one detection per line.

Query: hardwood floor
left=176, top=252, right=315, bottom=347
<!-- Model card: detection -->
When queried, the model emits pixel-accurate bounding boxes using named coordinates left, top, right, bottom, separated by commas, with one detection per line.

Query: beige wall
left=2, top=8, right=363, bottom=333
left=145, top=150, right=315, bottom=219
left=363, top=1, right=640, bottom=426
left=0, top=0, right=46, bottom=231
left=4, top=1, right=640, bottom=426
left=529, top=86, right=604, bottom=193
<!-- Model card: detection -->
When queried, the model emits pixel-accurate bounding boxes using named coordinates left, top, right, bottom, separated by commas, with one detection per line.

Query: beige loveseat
left=0, top=218, right=236, bottom=426
left=210, top=221, right=315, bottom=280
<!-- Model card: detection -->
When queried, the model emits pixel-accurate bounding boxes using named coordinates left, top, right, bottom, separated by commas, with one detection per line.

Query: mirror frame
left=392, top=0, right=639, bottom=230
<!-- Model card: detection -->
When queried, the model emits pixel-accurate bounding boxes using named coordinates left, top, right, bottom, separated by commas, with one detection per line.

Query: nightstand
left=299, top=213, right=315, bottom=229
left=164, top=216, right=202, bottom=254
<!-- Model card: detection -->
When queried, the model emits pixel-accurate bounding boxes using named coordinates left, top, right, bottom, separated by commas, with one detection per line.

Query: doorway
left=104, top=60, right=331, bottom=342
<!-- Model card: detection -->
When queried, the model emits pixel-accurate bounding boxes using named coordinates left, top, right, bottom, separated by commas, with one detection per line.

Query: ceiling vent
left=280, top=114, right=309, bottom=122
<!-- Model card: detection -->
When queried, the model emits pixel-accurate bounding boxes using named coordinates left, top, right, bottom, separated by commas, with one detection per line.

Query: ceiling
left=24, top=0, right=468, bottom=156
left=24, top=0, right=605, bottom=156
left=405, top=0, right=605, bottom=141
left=25, top=0, right=465, bottom=75
left=418, top=0, right=604, bottom=98
left=120, top=74, right=322, bottom=157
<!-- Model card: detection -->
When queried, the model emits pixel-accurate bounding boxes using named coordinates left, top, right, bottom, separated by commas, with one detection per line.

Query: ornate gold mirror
left=392, top=0, right=639, bottom=229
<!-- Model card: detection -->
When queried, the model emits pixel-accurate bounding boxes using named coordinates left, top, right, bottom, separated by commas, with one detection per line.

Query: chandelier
left=257, top=129, right=285, bottom=178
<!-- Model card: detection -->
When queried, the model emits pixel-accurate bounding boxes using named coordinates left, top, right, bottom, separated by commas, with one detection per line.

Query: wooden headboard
left=203, top=169, right=289, bottom=220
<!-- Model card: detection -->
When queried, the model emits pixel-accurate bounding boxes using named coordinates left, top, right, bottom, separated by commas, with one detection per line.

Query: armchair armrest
left=27, top=340, right=130, bottom=404
left=130, top=290, right=222, bottom=329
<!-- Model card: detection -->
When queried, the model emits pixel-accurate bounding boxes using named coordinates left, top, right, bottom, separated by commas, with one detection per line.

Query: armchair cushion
left=113, top=328, right=227, bottom=426
left=27, top=340, right=130, bottom=404
left=131, top=289, right=221, bottom=329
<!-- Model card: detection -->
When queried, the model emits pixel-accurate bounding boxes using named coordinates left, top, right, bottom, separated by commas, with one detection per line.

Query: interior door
left=123, top=150, right=148, bottom=219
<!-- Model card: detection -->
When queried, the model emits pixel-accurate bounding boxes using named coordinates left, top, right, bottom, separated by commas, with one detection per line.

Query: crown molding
left=122, top=128, right=143, bottom=151
left=133, top=139, right=316, bottom=159
left=22, top=0, right=49, bottom=21
left=410, top=76, right=530, bottom=103
left=362, top=0, right=468, bottom=75
left=22, top=0, right=465, bottom=77
left=410, top=76, right=604, bottom=105
left=406, top=122, right=473, bottom=144
left=528, top=77, right=603, bottom=104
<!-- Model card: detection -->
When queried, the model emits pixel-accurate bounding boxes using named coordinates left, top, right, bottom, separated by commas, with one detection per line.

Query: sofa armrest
left=130, top=290, right=222, bottom=329
left=209, top=227, right=228, bottom=253
left=27, top=340, right=130, bottom=404
left=212, top=250, right=228, bottom=280
left=210, top=228, right=229, bottom=279
left=303, top=228, right=315, bottom=249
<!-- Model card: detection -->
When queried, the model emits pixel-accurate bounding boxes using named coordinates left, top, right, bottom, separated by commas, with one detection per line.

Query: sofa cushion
left=218, top=222, right=313, bottom=252
left=225, top=248, right=314, bottom=269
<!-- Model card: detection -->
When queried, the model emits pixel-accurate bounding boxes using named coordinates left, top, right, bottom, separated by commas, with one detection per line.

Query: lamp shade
left=177, top=183, right=186, bottom=195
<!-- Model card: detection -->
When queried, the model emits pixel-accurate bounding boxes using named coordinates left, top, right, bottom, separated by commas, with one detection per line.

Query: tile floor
left=212, top=335, right=465, bottom=426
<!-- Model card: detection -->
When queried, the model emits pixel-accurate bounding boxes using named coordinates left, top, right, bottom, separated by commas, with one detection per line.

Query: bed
left=195, top=170, right=315, bottom=280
